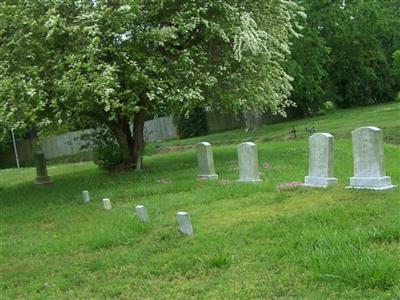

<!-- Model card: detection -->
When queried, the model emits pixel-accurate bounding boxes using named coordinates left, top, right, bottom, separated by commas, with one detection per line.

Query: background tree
left=0, top=0, right=303, bottom=170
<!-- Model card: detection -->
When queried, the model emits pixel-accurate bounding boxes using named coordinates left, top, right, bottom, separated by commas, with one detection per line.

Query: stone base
left=304, top=176, right=338, bottom=188
left=197, top=174, right=219, bottom=180
left=35, top=176, right=53, bottom=186
left=237, top=178, right=263, bottom=184
left=347, top=176, right=397, bottom=190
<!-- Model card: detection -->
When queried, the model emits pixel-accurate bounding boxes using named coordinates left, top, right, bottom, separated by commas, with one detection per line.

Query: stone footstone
left=103, top=198, right=112, bottom=210
left=347, top=126, right=397, bottom=190
left=135, top=205, right=149, bottom=222
left=177, top=212, right=193, bottom=236
left=82, top=191, right=90, bottom=204
left=237, top=142, right=262, bottom=183
left=304, top=133, right=338, bottom=188
left=196, top=142, right=218, bottom=180
left=35, top=151, right=53, bottom=186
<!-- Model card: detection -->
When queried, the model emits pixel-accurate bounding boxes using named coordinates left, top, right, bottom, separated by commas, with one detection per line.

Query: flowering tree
left=0, top=0, right=303, bottom=170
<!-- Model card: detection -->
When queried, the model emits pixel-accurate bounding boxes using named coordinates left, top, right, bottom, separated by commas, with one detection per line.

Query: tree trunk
left=111, top=119, right=135, bottom=170
left=132, top=110, right=146, bottom=171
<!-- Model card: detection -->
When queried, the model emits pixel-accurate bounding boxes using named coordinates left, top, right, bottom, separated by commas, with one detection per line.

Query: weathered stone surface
left=348, top=126, right=396, bottom=190
left=304, top=133, right=338, bottom=188
left=103, top=198, right=112, bottom=210
left=237, top=142, right=262, bottom=183
left=177, top=212, right=193, bottom=236
left=82, top=191, right=90, bottom=204
left=196, top=142, right=218, bottom=180
left=135, top=205, right=149, bottom=222
left=35, top=151, right=53, bottom=186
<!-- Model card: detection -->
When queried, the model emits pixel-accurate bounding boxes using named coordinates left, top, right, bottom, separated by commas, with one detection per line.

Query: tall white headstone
left=348, top=126, right=396, bottom=190
left=196, top=142, right=218, bottom=180
left=135, top=205, right=149, bottom=222
left=304, top=133, right=338, bottom=187
left=237, top=142, right=262, bottom=183
left=82, top=191, right=90, bottom=204
left=177, top=212, right=193, bottom=236
left=103, top=198, right=112, bottom=210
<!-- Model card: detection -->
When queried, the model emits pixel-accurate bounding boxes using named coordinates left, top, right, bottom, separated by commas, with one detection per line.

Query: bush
left=319, top=101, right=336, bottom=115
left=174, top=107, right=208, bottom=139
left=80, top=128, right=122, bottom=171
left=395, top=92, right=400, bottom=102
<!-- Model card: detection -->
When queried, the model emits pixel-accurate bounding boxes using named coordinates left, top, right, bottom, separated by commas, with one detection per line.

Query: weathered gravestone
left=135, top=205, right=149, bottom=223
left=177, top=212, right=193, bottom=236
left=103, top=198, right=112, bottom=210
left=35, top=151, right=53, bottom=186
left=348, top=126, right=396, bottom=190
left=237, top=142, right=262, bottom=183
left=196, top=142, right=218, bottom=180
left=304, top=133, right=338, bottom=188
left=82, top=191, right=90, bottom=204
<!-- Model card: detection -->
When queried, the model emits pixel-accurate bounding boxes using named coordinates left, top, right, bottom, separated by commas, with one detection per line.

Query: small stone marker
left=304, top=133, right=338, bottom=188
left=135, top=205, right=149, bottom=222
left=237, top=142, right=262, bottom=183
left=348, top=126, right=396, bottom=190
left=196, top=142, right=218, bottom=180
left=82, top=191, right=90, bottom=204
left=103, top=198, right=112, bottom=210
left=35, top=151, right=53, bottom=186
left=177, top=212, right=193, bottom=236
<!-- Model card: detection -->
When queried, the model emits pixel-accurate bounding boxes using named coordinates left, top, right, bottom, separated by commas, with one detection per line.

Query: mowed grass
left=1, top=103, right=400, bottom=299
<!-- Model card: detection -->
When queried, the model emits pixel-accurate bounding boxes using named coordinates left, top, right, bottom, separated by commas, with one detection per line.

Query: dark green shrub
left=174, top=107, right=208, bottom=139
left=80, top=128, right=122, bottom=171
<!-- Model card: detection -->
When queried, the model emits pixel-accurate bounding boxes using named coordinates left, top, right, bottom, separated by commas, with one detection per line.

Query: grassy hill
left=1, top=102, right=399, bottom=299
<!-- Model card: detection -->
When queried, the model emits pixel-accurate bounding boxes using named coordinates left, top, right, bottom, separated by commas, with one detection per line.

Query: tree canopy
left=0, top=0, right=303, bottom=169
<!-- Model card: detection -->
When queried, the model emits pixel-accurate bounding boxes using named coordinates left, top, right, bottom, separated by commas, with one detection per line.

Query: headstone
left=196, top=142, right=218, bottom=180
left=237, top=142, right=262, bottom=183
left=35, top=151, right=53, bottom=186
left=348, top=126, right=396, bottom=190
left=177, top=212, right=193, bottom=236
left=103, top=198, right=112, bottom=210
left=304, top=133, right=338, bottom=187
left=135, top=205, right=149, bottom=222
left=82, top=191, right=90, bottom=204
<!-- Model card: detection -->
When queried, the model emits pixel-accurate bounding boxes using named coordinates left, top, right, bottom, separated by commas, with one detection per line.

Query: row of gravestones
left=82, top=192, right=194, bottom=235
left=196, top=126, right=397, bottom=190
left=35, top=126, right=396, bottom=190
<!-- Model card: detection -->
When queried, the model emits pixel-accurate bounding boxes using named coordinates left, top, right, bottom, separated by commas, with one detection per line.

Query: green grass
left=1, top=102, right=400, bottom=299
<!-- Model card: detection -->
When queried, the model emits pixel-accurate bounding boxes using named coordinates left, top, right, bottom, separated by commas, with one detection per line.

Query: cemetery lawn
left=1, top=102, right=400, bottom=299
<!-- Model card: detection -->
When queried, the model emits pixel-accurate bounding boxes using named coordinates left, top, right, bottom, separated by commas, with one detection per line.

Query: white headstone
left=135, top=205, right=149, bottom=222
left=304, top=133, right=338, bottom=187
left=82, top=191, right=90, bottom=204
left=103, top=198, right=112, bottom=210
left=237, top=142, right=262, bottom=183
left=348, top=126, right=396, bottom=190
left=177, top=212, right=193, bottom=236
left=196, top=142, right=218, bottom=180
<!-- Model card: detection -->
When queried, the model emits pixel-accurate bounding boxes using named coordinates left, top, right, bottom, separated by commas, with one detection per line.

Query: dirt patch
left=154, top=144, right=196, bottom=154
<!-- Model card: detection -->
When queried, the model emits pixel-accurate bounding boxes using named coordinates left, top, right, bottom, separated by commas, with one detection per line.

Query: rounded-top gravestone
left=304, top=133, right=338, bottom=188
left=196, top=142, right=218, bottom=180
left=348, top=126, right=396, bottom=190
left=237, top=142, right=262, bottom=183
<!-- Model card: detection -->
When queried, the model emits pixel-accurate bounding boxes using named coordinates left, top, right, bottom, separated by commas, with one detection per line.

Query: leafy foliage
left=0, top=0, right=303, bottom=169
left=175, top=107, right=208, bottom=139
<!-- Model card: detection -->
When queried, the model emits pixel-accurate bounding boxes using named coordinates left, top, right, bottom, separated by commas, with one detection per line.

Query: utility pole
left=10, top=128, right=20, bottom=169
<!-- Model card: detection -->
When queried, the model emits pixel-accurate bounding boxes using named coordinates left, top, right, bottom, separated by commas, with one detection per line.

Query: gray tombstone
left=135, top=205, right=149, bottom=222
left=348, top=126, right=396, bottom=190
left=304, top=133, right=338, bottom=188
left=177, top=212, right=193, bottom=236
left=237, top=142, right=262, bottom=183
left=196, top=142, right=218, bottom=180
left=82, top=191, right=90, bottom=204
left=103, top=198, right=112, bottom=210
left=35, top=151, right=53, bottom=186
